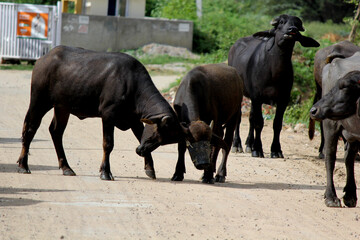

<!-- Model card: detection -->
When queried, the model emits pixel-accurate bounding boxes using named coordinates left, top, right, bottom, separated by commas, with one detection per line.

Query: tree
left=261, top=0, right=355, bottom=23
left=348, top=0, right=360, bottom=42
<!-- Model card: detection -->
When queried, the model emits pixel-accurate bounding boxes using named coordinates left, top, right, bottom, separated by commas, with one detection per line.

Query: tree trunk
left=349, top=2, right=360, bottom=42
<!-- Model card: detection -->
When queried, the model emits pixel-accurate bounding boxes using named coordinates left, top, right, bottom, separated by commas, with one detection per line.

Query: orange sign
left=17, top=5, right=49, bottom=39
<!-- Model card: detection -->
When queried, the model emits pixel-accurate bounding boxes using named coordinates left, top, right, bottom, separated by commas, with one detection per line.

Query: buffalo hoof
left=343, top=194, right=357, bottom=208
left=252, top=150, right=264, bottom=158
left=63, top=168, right=76, bottom=176
left=318, top=152, right=325, bottom=159
left=171, top=173, right=184, bottom=181
left=231, top=146, right=244, bottom=153
left=17, top=166, right=31, bottom=174
left=100, top=171, right=114, bottom=181
left=325, top=197, right=342, bottom=207
left=145, top=169, right=156, bottom=179
left=215, top=175, right=226, bottom=183
left=202, top=177, right=215, bottom=184
left=271, top=152, right=284, bottom=158
left=245, top=146, right=252, bottom=153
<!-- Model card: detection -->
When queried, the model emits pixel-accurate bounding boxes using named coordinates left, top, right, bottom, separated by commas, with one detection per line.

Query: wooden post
left=62, top=0, right=69, bottom=13
left=75, top=0, right=82, bottom=14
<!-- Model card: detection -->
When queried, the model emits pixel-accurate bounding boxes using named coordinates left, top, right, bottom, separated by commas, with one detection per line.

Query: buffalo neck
left=272, top=40, right=295, bottom=60
left=136, top=80, right=175, bottom=120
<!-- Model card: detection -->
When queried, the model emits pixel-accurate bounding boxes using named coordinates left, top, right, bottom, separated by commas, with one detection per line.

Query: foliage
left=0, top=0, right=58, bottom=4
left=122, top=48, right=206, bottom=65
left=0, top=61, right=34, bottom=70
left=261, top=0, right=355, bottom=23
left=151, top=0, right=197, bottom=20
left=283, top=98, right=314, bottom=126
left=145, top=0, right=157, bottom=17
left=302, top=21, right=351, bottom=40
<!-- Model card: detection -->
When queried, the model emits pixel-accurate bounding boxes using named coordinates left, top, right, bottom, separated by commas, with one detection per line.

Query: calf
left=309, top=41, right=360, bottom=158
left=171, top=64, right=243, bottom=183
left=17, top=46, right=181, bottom=180
left=310, top=53, right=360, bottom=207
left=229, top=14, right=319, bottom=158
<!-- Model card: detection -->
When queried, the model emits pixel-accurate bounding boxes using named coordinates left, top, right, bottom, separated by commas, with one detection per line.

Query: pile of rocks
left=142, top=43, right=199, bottom=59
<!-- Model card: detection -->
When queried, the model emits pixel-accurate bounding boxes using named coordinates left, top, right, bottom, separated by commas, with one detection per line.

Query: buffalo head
left=137, top=118, right=227, bottom=170
left=136, top=115, right=182, bottom=157
left=310, top=71, right=360, bottom=121
left=180, top=121, right=228, bottom=170
left=253, top=14, right=319, bottom=49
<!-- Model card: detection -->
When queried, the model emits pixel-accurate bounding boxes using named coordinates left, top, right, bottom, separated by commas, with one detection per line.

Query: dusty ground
left=0, top=70, right=360, bottom=240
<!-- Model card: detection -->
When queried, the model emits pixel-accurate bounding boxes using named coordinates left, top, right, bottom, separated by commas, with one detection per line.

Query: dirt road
left=1, top=70, right=360, bottom=240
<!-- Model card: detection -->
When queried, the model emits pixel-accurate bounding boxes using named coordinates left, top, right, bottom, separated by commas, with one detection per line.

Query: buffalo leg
left=343, top=142, right=358, bottom=207
left=245, top=106, right=255, bottom=153
left=318, top=121, right=325, bottom=159
left=204, top=127, right=224, bottom=184
left=231, top=110, right=243, bottom=153
left=131, top=122, right=156, bottom=179
left=250, top=102, right=264, bottom=158
left=49, top=107, right=75, bottom=176
left=17, top=102, right=52, bottom=173
left=99, top=120, right=115, bottom=180
left=323, top=119, right=342, bottom=207
left=216, top=114, right=238, bottom=182
left=202, top=146, right=218, bottom=184
left=171, top=140, right=186, bottom=181
left=270, top=102, right=286, bottom=158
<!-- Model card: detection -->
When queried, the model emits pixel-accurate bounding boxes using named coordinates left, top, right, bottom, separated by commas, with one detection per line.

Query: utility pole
left=196, top=0, right=202, bottom=18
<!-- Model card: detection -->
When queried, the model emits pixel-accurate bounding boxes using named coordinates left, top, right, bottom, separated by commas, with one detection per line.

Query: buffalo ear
left=180, top=122, right=190, bottom=135
left=253, top=30, right=275, bottom=51
left=141, top=115, right=172, bottom=126
left=210, top=133, right=228, bottom=150
left=141, top=118, right=155, bottom=124
left=160, top=115, right=171, bottom=127
left=325, top=51, right=346, bottom=64
left=298, top=35, right=320, bottom=47
left=253, top=29, right=275, bottom=39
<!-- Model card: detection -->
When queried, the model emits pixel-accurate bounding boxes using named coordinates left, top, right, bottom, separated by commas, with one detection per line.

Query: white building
left=62, top=0, right=146, bottom=18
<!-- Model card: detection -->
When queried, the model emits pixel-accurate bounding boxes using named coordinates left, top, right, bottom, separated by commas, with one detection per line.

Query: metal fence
left=0, top=2, right=61, bottom=61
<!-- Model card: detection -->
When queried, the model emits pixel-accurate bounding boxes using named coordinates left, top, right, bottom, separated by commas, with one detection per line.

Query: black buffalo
left=310, top=53, right=360, bottom=207
left=228, top=14, right=319, bottom=158
left=137, top=64, right=243, bottom=183
left=17, top=45, right=181, bottom=180
left=309, top=41, right=360, bottom=158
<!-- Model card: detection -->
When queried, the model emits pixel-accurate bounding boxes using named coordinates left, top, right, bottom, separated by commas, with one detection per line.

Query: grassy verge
left=0, top=61, right=34, bottom=70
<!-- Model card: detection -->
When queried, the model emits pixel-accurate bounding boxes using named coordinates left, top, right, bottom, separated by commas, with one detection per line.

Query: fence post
left=56, top=1, right=62, bottom=46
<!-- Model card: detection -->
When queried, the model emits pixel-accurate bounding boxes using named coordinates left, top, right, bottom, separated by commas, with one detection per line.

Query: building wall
left=61, top=13, right=193, bottom=51
left=127, top=0, right=145, bottom=18
left=85, top=0, right=108, bottom=16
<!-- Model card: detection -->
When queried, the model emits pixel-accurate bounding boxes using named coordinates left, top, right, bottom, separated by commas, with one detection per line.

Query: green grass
left=0, top=62, right=34, bottom=70
left=304, top=21, right=350, bottom=40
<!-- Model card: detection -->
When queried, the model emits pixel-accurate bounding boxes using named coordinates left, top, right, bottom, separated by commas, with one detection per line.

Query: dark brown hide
left=172, top=63, right=243, bottom=183
left=17, top=46, right=180, bottom=181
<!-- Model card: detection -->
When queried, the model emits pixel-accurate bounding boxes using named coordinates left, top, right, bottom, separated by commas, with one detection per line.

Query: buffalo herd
left=16, top=15, right=359, bottom=208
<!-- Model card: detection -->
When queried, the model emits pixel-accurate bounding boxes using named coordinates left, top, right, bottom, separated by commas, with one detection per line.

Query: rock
left=142, top=43, right=199, bottom=59
left=294, top=123, right=306, bottom=132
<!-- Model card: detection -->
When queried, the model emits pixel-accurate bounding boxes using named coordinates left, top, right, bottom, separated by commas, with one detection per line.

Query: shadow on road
left=0, top=163, right=58, bottom=173
left=0, top=187, right=71, bottom=207
left=114, top=175, right=325, bottom=191
left=0, top=137, right=48, bottom=144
